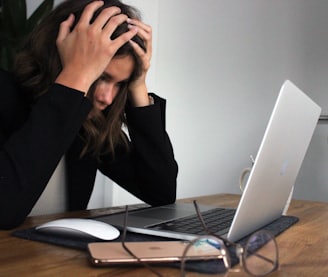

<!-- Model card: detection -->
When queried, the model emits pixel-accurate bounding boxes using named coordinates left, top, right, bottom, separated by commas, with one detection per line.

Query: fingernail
left=128, top=24, right=138, bottom=31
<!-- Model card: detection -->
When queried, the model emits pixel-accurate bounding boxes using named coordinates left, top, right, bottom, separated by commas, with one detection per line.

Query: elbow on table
left=0, top=206, right=28, bottom=230
left=148, top=190, right=176, bottom=207
left=148, top=166, right=178, bottom=206
left=161, top=162, right=178, bottom=203
left=0, top=217, right=25, bottom=230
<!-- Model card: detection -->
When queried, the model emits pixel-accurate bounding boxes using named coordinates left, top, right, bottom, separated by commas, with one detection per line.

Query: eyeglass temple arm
left=244, top=246, right=278, bottom=265
left=193, top=200, right=237, bottom=247
left=121, top=206, right=140, bottom=259
left=121, top=205, right=163, bottom=277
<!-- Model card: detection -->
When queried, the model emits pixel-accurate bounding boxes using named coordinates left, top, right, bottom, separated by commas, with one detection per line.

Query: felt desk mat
left=12, top=215, right=299, bottom=274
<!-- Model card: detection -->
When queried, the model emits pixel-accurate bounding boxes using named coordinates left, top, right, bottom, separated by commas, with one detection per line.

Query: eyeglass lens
left=243, top=230, right=278, bottom=276
left=180, top=236, right=231, bottom=276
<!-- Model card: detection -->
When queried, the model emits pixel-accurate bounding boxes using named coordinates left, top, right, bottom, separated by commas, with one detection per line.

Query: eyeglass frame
left=120, top=201, right=279, bottom=277
left=181, top=200, right=279, bottom=276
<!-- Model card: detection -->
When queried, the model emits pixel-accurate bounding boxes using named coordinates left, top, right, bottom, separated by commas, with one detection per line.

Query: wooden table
left=0, top=193, right=328, bottom=276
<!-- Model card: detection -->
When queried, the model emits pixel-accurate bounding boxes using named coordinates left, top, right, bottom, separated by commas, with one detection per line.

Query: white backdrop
left=27, top=0, right=328, bottom=215
left=154, top=0, right=328, bottom=203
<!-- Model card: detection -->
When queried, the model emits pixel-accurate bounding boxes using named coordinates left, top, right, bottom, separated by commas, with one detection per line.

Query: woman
left=0, top=0, right=178, bottom=229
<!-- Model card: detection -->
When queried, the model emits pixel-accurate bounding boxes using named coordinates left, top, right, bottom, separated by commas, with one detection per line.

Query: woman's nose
left=101, top=84, right=115, bottom=105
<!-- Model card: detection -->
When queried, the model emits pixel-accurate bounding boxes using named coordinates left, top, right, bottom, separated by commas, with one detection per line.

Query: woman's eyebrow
left=101, top=72, right=130, bottom=83
left=101, top=72, right=112, bottom=80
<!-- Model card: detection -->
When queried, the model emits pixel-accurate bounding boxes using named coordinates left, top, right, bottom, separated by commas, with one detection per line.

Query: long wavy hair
left=14, top=0, right=146, bottom=157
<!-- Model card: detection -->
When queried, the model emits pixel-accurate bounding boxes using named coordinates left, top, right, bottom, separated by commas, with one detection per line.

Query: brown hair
left=14, top=0, right=146, bottom=157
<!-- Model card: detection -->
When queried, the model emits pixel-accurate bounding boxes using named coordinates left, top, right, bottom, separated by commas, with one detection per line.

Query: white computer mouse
left=35, top=218, right=120, bottom=240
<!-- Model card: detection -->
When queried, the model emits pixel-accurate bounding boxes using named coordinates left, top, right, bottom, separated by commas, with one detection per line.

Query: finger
left=101, top=13, right=129, bottom=37
left=133, top=26, right=152, bottom=44
left=91, top=6, right=123, bottom=30
left=129, top=38, right=152, bottom=70
left=111, top=27, right=138, bottom=49
left=77, top=0, right=105, bottom=28
left=129, top=39, right=146, bottom=57
left=127, top=18, right=151, bottom=33
left=56, top=13, right=75, bottom=43
left=128, top=25, right=152, bottom=56
left=127, top=18, right=152, bottom=36
left=127, top=19, right=152, bottom=48
left=127, top=19, right=151, bottom=38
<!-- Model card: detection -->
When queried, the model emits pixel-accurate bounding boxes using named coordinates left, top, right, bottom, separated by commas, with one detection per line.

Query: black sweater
left=0, top=70, right=178, bottom=229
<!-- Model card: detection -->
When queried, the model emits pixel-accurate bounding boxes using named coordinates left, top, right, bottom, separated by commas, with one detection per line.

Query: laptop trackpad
left=130, top=206, right=195, bottom=220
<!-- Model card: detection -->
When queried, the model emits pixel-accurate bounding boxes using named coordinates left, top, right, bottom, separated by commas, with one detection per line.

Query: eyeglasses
left=181, top=201, right=279, bottom=276
left=121, top=202, right=279, bottom=276
left=121, top=205, right=163, bottom=276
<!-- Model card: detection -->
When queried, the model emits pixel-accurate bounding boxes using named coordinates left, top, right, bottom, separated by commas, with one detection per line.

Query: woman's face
left=92, top=55, right=134, bottom=111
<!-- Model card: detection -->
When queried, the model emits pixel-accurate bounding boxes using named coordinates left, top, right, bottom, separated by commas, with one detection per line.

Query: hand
left=127, top=18, right=153, bottom=107
left=55, top=1, right=138, bottom=94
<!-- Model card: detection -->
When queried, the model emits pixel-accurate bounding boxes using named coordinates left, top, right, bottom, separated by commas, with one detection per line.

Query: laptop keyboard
left=148, top=207, right=236, bottom=236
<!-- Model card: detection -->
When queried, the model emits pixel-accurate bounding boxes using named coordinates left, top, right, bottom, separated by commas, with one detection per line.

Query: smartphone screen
left=88, top=240, right=222, bottom=266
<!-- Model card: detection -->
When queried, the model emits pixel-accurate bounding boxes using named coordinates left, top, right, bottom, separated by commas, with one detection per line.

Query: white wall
left=105, top=0, right=328, bottom=205
left=27, top=0, right=68, bottom=215
left=153, top=0, right=328, bottom=202
left=128, top=0, right=328, bottom=204
left=28, top=0, right=328, bottom=215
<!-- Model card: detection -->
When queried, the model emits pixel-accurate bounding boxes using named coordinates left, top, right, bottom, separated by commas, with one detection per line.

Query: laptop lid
left=227, top=80, right=321, bottom=241
left=95, top=80, right=321, bottom=242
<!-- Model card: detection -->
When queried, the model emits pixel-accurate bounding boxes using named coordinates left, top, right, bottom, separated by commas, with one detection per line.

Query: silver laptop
left=95, top=80, right=321, bottom=242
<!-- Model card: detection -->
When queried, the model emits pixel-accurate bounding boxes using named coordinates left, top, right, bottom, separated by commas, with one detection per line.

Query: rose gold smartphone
left=88, top=240, right=221, bottom=266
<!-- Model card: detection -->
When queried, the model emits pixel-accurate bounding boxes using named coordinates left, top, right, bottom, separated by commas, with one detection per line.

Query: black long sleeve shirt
left=0, top=70, right=178, bottom=229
